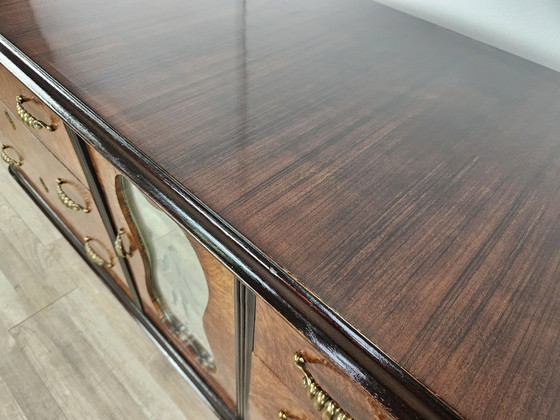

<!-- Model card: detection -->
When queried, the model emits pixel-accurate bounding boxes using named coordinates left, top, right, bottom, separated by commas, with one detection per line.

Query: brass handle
left=278, top=410, right=305, bottom=419
left=279, top=352, right=353, bottom=420
left=114, top=228, right=133, bottom=259
left=83, top=237, right=113, bottom=268
left=56, top=178, right=90, bottom=213
left=16, top=95, right=56, bottom=131
left=1, top=144, right=22, bottom=166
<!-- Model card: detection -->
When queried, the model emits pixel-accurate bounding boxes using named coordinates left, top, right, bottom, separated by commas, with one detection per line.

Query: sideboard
left=1, top=0, right=559, bottom=419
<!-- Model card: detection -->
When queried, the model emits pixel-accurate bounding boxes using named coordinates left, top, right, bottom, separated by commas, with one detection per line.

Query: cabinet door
left=87, top=145, right=237, bottom=410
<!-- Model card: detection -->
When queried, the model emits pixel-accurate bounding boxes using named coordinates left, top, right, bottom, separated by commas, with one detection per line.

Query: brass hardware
left=278, top=410, right=305, bottom=420
left=4, top=110, right=15, bottom=130
left=39, top=177, right=49, bottom=193
left=56, top=178, right=90, bottom=213
left=114, top=228, right=133, bottom=259
left=83, top=237, right=113, bottom=267
left=284, top=352, right=353, bottom=420
left=1, top=144, right=23, bottom=166
left=16, top=95, right=56, bottom=131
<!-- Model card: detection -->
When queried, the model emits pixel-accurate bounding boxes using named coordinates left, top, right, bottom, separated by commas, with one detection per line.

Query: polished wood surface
left=249, top=356, right=317, bottom=420
left=0, top=104, right=129, bottom=292
left=87, top=145, right=146, bottom=296
left=253, top=298, right=394, bottom=420
left=0, top=172, right=218, bottom=420
left=2, top=0, right=560, bottom=417
left=88, top=146, right=238, bottom=410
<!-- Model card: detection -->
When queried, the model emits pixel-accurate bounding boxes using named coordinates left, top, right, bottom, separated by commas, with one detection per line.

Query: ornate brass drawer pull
left=279, top=352, right=353, bottom=420
left=1, top=144, right=23, bottom=166
left=83, top=237, right=113, bottom=268
left=16, top=95, right=56, bottom=131
left=114, top=228, right=133, bottom=259
left=56, top=178, right=91, bottom=213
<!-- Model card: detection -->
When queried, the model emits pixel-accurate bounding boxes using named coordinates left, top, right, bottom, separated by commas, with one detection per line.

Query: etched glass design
left=120, top=177, right=215, bottom=369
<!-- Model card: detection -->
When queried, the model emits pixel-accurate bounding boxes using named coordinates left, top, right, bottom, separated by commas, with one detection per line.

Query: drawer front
left=0, top=64, right=87, bottom=185
left=87, top=145, right=238, bottom=410
left=0, top=106, right=129, bottom=293
left=252, top=298, right=395, bottom=420
left=250, top=356, right=319, bottom=420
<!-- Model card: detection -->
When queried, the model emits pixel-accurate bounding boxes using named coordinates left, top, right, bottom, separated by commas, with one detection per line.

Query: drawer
left=250, top=356, right=318, bottom=420
left=86, top=145, right=238, bottom=410
left=0, top=64, right=87, bottom=185
left=0, top=106, right=129, bottom=294
left=252, top=298, right=395, bottom=420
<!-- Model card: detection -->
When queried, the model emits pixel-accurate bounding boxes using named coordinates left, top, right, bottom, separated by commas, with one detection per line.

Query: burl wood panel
left=249, top=356, right=317, bottom=420
left=0, top=64, right=86, bottom=185
left=86, top=145, right=146, bottom=296
left=87, top=146, right=238, bottom=410
left=253, top=298, right=394, bottom=420
left=3, top=0, right=560, bottom=417
left=0, top=103, right=128, bottom=293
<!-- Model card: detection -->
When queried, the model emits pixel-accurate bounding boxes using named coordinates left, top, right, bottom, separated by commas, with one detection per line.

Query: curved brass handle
left=16, top=95, right=56, bottom=131
left=83, top=237, right=113, bottom=268
left=1, top=144, right=23, bottom=166
left=279, top=352, right=353, bottom=420
left=56, top=178, right=91, bottom=213
left=114, top=228, right=133, bottom=259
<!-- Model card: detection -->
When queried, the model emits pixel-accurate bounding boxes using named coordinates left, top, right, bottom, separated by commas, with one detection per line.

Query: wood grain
left=253, top=298, right=394, bottom=420
left=0, top=374, right=27, bottom=420
left=0, top=143, right=62, bottom=244
left=0, top=63, right=86, bottom=185
left=0, top=42, right=453, bottom=419
left=0, top=185, right=77, bottom=329
left=0, top=105, right=130, bottom=294
left=0, top=174, right=74, bottom=420
left=0, top=171, right=218, bottom=420
left=2, top=0, right=560, bottom=417
left=0, top=326, right=68, bottom=420
left=249, top=356, right=316, bottom=420
left=88, top=146, right=238, bottom=410
left=10, top=287, right=217, bottom=420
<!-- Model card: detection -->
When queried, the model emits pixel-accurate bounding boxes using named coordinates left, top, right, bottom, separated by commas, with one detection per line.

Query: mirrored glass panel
left=120, top=176, right=216, bottom=369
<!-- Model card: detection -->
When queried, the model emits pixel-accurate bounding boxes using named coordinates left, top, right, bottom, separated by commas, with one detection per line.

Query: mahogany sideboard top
left=2, top=0, right=560, bottom=418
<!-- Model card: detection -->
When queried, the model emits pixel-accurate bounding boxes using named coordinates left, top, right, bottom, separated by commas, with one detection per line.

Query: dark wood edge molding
left=235, top=282, right=243, bottom=416
left=0, top=37, right=461, bottom=419
left=8, top=165, right=234, bottom=420
left=65, top=126, right=143, bottom=308
left=235, top=282, right=257, bottom=419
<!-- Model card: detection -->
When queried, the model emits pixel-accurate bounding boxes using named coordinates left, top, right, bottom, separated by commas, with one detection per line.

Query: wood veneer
left=0, top=63, right=86, bottom=185
left=85, top=145, right=147, bottom=296
left=253, top=298, right=394, bottom=420
left=0, top=103, right=128, bottom=292
left=249, top=357, right=316, bottom=420
left=2, top=0, right=560, bottom=417
left=87, top=147, right=238, bottom=410
left=0, top=170, right=220, bottom=420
